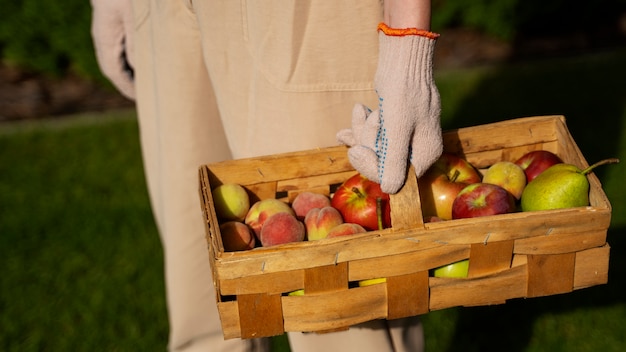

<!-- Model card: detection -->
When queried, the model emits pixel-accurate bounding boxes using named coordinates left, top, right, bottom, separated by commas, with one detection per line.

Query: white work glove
left=337, top=23, right=443, bottom=194
left=90, top=0, right=135, bottom=100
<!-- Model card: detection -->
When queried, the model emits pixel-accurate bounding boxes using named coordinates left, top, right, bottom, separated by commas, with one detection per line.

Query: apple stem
left=376, top=197, right=383, bottom=231
left=450, top=169, right=460, bottom=183
left=581, top=158, right=620, bottom=175
left=352, top=187, right=364, bottom=198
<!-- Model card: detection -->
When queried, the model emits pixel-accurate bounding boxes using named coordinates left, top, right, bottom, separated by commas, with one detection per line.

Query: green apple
left=358, top=277, right=387, bottom=287
left=433, top=259, right=469, bottom=278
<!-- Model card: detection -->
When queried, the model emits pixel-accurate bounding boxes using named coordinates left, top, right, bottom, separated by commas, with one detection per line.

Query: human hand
left=337, top=23, right=443, bottom=194
left=90, top=0, right=135, bottom=100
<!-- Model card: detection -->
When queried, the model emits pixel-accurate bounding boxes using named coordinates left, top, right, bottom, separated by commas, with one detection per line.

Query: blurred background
left=1, top=1, right=626, bottom=351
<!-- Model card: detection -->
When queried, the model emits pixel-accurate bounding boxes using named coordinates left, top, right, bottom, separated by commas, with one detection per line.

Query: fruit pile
left=212, top=173, right=392, bottom=252
left=211, top=150, right=617, bottom=281
left=420, top=150, right=617, bottom=278
left=419, top=151, right=619, bottom=222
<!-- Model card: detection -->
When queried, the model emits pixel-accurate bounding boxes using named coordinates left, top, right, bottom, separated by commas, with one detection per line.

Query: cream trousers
left=132, top=0, right=424, bottom=351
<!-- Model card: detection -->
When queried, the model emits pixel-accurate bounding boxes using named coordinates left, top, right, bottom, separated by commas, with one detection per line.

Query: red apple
left=451, top=183, right=516, bottom=219
left=330, top=173, right=391, bottom=231
left=514, top=150, right=563, bottom=182
left=418, top=153, right=482, bottom=220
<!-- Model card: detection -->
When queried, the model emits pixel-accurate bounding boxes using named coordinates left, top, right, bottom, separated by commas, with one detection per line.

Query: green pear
left=521, top=158, right=618, bottom=211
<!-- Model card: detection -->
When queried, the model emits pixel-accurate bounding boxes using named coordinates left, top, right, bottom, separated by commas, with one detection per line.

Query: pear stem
left=581, top=158, right=620, bottom=175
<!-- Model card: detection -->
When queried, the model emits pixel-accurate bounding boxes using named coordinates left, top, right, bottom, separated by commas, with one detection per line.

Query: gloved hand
left=337, top=23, right=443, bottom=194
left=90, top=0, right=135, bottom=100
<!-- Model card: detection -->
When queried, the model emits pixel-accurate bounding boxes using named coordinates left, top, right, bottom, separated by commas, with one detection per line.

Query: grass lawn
left=1, top=49, right=625, bottom=351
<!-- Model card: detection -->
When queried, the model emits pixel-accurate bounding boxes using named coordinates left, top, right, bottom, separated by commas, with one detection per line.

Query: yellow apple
left=212, top=183, right=250, bottom=222
left=482, top=161, right=527, bottom=200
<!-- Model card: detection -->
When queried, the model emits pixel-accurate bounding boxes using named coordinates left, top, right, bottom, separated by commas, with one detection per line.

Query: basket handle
left=389, top=166, right=426, bottom=230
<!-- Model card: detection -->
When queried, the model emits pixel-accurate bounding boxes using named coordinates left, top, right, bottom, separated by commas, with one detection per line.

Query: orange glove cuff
left=377, top=22, right=440, bottom=39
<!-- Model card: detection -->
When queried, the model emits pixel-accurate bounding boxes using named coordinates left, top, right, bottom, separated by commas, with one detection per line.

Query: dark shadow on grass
left=438, top=48, right=626, bottom=352
left=439, top=48, right=626, bottom=179
left=442, top=226, right=626, bottom=352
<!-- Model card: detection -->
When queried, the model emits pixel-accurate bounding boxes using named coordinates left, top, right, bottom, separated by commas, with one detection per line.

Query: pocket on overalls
left=243, top=0, right=382, bottom=92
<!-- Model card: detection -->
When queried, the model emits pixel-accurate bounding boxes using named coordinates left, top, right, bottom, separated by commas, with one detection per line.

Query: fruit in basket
left=331, top=173, right=391, bottom=231
left=304, top=206, right=344, bottom=241
left=326, top=223, right=367, bottom=238
left=358, top=277, right=387, bottom=287
left=418, top=153, right=483, bottom=220
left=521, top=158, right=619, bottom=211
left=433, top=259, right=469, bottom=278
left=514, top=150, right=563, bottom=182
left=245, top=198, right=295, bottom=236
left=212, top=183, right=250, bottom=222
left=258, top=212, right=305, bottom=247
left=292, top=192, right=331, bottom=220
left=452, top=183, right=516, bottom=219
left=219, top=221, right=256, bottom=251
left=482, top=161, right=527, bottom=199
left=425, top=215, right=444, bottom=223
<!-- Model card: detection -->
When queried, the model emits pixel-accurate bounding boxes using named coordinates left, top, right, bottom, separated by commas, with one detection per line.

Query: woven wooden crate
left=198, top=115, right=611, bottom=339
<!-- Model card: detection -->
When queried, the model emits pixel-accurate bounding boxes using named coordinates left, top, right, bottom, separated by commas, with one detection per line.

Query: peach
left=212, top=183, right=250, bottom=222
left=291, top=192, right=331, bottom=220
left=326, top=223, right=367, bottom=238
left=219, top=221, right=255, bottom=251
left=304, top=206, right=344, bottom=241
left=259, top=212, right=305, bottom=247
left=425, top=215, right=445, bottom=223
left=245, top=198, right=295, bottom=236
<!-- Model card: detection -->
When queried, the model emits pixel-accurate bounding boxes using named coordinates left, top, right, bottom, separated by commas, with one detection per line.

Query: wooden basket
left=198, top=115, right=611, bottom=339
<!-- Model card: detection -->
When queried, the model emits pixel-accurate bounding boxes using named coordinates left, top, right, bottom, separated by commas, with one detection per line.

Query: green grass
left=2, top=49, right=626, bottom=351
left=0, top=112, right=167, bottom=351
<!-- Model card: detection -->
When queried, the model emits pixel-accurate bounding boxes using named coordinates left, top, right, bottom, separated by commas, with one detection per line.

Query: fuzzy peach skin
left=326, top=223, right=367, bottom=238
left=304, top=206, right=344, bottom=241
left=219, top=221, right=256, bottom=251
left=259, top=212, right=305, bottom=247
left=291, top=192, right=331, bottom=220
left=245, top=198, right=295, bottom=237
